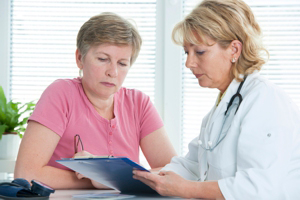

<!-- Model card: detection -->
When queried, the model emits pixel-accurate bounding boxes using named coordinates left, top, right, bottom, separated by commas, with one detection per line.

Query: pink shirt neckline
left=74, top=78, right=118, bottom=125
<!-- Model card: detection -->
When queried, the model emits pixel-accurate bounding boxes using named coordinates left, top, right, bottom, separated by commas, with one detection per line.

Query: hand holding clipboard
left=65, top=134, right=155, bottom=194
left=57, top=157, right=155, bottom=194
left=72, top=135, right=117, bottom=189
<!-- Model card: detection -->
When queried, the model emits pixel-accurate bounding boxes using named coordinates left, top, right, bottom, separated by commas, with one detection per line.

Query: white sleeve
left=162, top=137, right=200, bottom=181
left=219, top=84, right=300, bottom=200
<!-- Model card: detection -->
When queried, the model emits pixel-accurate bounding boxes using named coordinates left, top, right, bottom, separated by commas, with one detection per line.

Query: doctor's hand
left=133, top=170, right=190, bottom=198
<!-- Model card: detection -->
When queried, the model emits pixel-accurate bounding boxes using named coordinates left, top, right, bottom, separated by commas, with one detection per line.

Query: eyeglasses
left=74, top=134, right=84, bottom=154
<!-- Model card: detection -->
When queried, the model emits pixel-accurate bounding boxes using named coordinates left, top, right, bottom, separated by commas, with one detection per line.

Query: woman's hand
left=72, top=151, right=111, bottom=189
left=73, top=150, right=94, bottom=158
left=73, top=150, right=94, bottom=179
left=133, top=170, right=190, bottom=198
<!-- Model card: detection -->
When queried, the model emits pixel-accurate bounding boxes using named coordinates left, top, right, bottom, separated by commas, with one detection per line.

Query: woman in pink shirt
left=14, top=12, right=176, bottom=189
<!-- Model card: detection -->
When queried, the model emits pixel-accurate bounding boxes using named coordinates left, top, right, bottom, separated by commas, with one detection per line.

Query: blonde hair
left=77, top=12, right=142, bottom=66
left=172, top=0, right=268, bottom=81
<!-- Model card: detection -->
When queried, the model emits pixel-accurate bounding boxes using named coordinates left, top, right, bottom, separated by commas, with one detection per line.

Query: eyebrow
left=95, top=51, right=109, bottom=56
left=183, top=43, right=196, bottom=48
left=94, top=52, right=130, bottom=61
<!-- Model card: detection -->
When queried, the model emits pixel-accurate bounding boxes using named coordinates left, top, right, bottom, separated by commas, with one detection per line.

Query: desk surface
left=50, top=190, right=180, bottom=199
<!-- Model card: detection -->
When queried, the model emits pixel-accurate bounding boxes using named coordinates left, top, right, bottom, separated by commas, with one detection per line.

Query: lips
left=194, top=74, right=203, bottom=78
left=101, top=82, right=116, bottom=87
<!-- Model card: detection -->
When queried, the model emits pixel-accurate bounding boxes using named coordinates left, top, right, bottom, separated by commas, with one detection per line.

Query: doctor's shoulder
left=256, top=75, right=297, bottom=107
left=242, top=74, right=299, bottom=115
left=243, top=74, right=287, bottom=100
left=237, top=75, right=287, bottom=112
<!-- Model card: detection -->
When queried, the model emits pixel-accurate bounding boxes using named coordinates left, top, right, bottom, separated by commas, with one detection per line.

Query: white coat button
left=208, top=141, right=212, bottom=147
left=198, top=140, right=202, bottom=145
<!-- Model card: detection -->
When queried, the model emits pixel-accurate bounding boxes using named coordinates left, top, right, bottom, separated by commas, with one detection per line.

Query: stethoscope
left=198, top=75, right=248, bottom=151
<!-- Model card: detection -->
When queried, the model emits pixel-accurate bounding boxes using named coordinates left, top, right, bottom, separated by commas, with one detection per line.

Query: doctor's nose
left=185, top=54, right=197, bottom=69
left=106, top=63, right=118, bottom=78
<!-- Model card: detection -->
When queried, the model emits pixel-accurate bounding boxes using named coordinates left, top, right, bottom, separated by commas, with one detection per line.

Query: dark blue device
left=0, top=178, right=55, bottom=199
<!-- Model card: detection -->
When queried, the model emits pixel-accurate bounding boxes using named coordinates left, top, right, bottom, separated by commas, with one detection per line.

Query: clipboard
left=56, top=157, right=157, bottom=194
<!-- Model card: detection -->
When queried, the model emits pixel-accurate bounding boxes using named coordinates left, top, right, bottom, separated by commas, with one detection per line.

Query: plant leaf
left=7, top=101, right=19, bottom=114
left=18, top=132, right=23, bottom=138
left=16, top=126, right=26, bottom=132
left=0, top=86, right=7, bottom=121
left=19, top=102, right=36, bottom=116
left=0, top=124, right=8, bottom=140
left=11, top=102, right=21, bottom=112
left=19, top=117, right=28, bottom=125
left=0, top=87, right=35, bottom=138
left=0, top=108, right=6, bottom=122
left=0, top=86, right=7, bottom=106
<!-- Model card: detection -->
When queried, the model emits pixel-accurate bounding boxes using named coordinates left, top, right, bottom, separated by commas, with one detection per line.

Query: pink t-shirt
left=29, top=78, right=163, bottom=170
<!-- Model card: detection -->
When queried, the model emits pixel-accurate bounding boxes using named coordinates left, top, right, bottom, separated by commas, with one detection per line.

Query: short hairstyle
left=76, top=12, right=142, bottom=66
left=172, top=0, right=268, bottom=81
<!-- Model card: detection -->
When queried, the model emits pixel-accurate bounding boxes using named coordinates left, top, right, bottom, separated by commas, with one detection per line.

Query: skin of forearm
left=15, top=165, right=94, bottom=189
left=184, top=180, right=225, bottom=199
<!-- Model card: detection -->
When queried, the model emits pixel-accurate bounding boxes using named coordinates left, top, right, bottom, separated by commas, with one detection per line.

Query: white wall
left=0, top=0, right=11, bottom=99
left=162, top=0, right=183, bottom=153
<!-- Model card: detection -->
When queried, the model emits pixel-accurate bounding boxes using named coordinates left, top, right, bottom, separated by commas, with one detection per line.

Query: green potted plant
left=0, top=85, right=35, bottom=160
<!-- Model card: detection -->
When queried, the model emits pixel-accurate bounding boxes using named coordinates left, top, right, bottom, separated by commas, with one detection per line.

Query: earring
left=79, top=69, right=83, bottom=77
left=232, top=57, right=236, bottom=63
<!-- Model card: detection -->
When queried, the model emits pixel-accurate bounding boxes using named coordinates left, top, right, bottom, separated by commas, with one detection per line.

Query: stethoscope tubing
left=199, top=75, right=248, bottom=151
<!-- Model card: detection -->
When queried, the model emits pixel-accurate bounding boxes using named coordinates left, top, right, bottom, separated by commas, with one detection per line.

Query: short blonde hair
left=172, top=0, right=268, bottom=81
left=77, top=12, right=142, bottom=65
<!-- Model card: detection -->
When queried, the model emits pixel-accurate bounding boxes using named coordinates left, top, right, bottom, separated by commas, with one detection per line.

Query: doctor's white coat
left=163, top=72, right=300, bottom=200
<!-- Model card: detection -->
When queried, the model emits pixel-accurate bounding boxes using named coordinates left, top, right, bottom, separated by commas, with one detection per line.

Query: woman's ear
left=230, top=40, right=242, bottom=63
left=75, top=49, right=83, bottom=69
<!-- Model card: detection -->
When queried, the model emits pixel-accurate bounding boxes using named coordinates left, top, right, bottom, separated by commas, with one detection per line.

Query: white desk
left=50, top=190, right=179, bottom=199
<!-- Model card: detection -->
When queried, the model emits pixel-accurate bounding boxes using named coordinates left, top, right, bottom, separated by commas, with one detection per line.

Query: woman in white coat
left=133, top=0, right=300, bottom=199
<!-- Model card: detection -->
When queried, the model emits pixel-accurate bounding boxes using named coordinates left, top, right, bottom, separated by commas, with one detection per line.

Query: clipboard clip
left=61, top=155, right=115, bottom=160
left=73, top=155, right=115, bottom=159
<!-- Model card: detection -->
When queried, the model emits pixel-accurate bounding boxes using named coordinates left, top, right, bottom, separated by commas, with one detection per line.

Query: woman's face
left=76, top=44, right=132, bottom=100
left=184, top=37, right=234, bottom=93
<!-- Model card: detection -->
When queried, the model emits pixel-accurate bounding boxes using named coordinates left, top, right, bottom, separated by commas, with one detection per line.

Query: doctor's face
left=76, top=44, right=132, bottom=100
left=184, top=37, right=233, bottom=93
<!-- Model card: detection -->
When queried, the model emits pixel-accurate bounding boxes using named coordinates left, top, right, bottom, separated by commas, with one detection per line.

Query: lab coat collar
left=210, top=71, right=259, bottom=122
left=221, top=71, right=259, bottom=106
